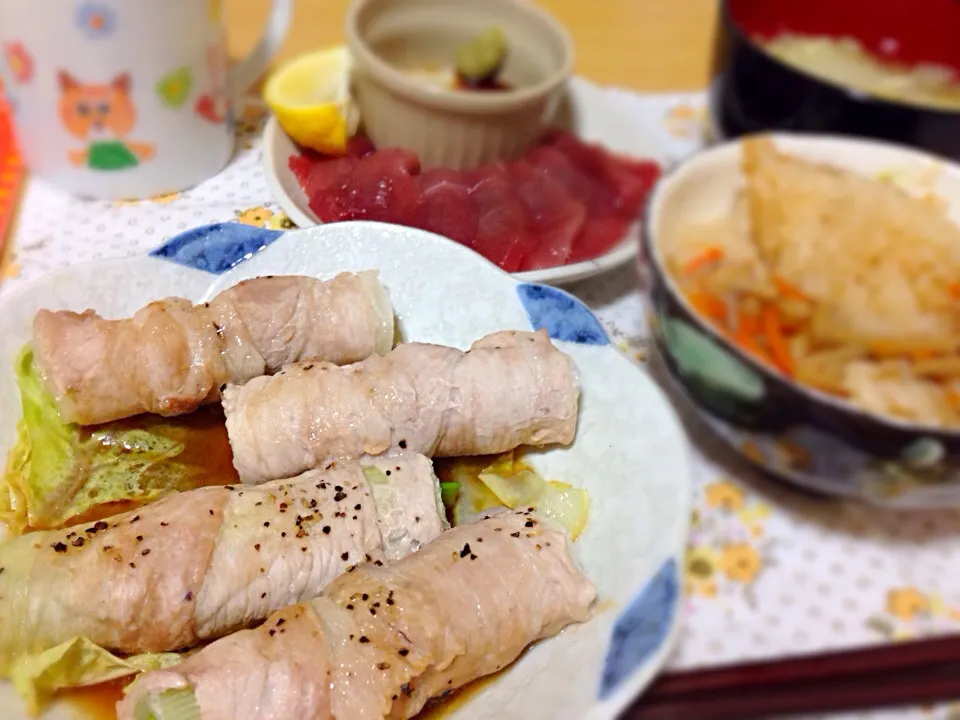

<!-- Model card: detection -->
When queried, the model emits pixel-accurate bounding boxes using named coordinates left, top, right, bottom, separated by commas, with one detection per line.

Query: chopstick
left=627, top=635, right=960, bottom=719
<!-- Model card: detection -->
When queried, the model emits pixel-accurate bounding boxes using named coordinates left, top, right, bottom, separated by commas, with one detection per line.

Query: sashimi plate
left=0, top=221, right=692, bottom=720
left=264, top=76, right=677, bottom=286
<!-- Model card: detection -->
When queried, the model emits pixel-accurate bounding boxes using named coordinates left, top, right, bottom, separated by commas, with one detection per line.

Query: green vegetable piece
left=134, top=687, right=200, bottom=720
left=1, top=345, right=215, bottom=534
left=439, top=481, right=461, bottom=509
left=362, top=466, right=390, bottom=486
left=455, top=26, right=508, bottom=83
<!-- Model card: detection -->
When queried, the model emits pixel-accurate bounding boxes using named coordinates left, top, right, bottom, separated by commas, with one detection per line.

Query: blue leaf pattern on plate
left=151, top=222, right=284, bottom=274
left=599, top=558, right=678, bottom=700
left=516, top=283, right=609, bottom=345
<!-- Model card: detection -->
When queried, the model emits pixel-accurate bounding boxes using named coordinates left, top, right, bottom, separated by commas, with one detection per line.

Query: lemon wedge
left=264, top=46, right=360, bottom=155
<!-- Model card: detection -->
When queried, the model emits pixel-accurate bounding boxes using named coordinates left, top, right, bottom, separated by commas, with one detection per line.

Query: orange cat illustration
left=58, top=71, right=155, bottom=171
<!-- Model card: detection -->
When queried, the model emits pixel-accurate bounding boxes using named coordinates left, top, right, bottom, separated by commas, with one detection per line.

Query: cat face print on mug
left=0, top=0, right=291, bottom=200
left=58, top=70, right=156, bottom=171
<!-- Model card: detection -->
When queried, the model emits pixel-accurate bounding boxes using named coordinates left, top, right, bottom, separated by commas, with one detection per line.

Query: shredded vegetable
left=680, top=245, right=724, bottom=275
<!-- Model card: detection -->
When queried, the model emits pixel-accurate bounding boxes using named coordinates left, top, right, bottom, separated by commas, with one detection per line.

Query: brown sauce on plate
left=418, top=647, right=533, bottom=718
left=159, top=406, right=236, bottom=484
left=417, top=671, right=503, bottom=718
left=82, top=404, right=238, bottom=487
left=32, top=405, right=238, bottom=531
left=60, top=678, right=127, bottom=720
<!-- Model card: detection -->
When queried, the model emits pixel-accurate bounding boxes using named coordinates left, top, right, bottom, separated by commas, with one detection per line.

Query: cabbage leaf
left=10, top=637, right=180, bottom=714
left=0, top=346, right=234, bottom=534
left=442, top=451, right=590, bottom=538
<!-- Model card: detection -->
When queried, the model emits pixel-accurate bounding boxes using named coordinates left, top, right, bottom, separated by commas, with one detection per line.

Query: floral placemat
left=2, top=90, right=959, bottom=720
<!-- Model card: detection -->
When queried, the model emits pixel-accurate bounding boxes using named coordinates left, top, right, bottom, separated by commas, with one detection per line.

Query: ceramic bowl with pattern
left=0, top=220, right=692, bottom=719
left=710, top=0, right=960, bottom=162
left=643, top=132, right=960, bottom=509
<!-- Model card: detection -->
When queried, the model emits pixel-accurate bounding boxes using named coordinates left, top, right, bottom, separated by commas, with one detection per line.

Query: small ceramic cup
left=345, top=0, right=574, bottom=171
left=0, top=0, right=291, bottom=200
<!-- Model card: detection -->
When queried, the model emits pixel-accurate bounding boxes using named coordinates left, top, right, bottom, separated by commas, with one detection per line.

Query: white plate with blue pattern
left=0, top=220, right=692, bottom=720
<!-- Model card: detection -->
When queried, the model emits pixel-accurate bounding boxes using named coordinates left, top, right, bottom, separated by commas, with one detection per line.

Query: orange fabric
left=0, top=100, right=23, bottom=275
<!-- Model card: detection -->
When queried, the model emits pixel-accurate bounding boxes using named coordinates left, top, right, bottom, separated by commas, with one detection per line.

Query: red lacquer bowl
left=710, top=0, right=960, bottom=160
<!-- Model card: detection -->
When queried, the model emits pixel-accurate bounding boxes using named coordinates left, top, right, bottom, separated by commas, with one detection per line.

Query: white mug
left=0, top=0, right=291, bottom=200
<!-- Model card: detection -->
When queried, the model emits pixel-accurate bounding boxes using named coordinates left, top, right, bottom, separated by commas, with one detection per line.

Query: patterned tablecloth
left=2, top=91, right=959, bottom=720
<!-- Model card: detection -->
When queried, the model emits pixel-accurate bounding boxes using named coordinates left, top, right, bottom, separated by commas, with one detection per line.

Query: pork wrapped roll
left=118, top=509, right=596, bottom=720
left=32, top=271, right=394, bottom=425
left=0, top=453, right=443, bottom=673
left=225, top=329, right=579, bottom=484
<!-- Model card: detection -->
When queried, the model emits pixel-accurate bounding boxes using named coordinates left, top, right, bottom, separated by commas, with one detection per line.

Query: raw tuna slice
left=566, top=215, right=630, bottom=262
left=525, top=146, right=627, bottom=262
left=508, top=160, right=586, bottom=271
left=303, top=155, right=361, bottom=222
left=525, top=146, right=621, bottom=215
left=467, top=165, right=539, bottom=272
left=311, top=149, right=422, bottom=224
left=546, top=130, right=659, bottom=216
left=412, top=169, right=479, bottom=248
left=615, top=154, right=660, bottom=199
left=346, top=136, right=376, bottom=158
left=288, top=154, right=313, bottom=185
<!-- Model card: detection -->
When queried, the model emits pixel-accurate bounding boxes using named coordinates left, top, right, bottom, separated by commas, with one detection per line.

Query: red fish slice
left=546, top=129, right=660, bottom=215
left=413, top=168, right=479, bottom=248
left=287, top=130, right=661, bottom=271
left=524, top=145, right=629, bottom=262
left=509, top=160, right=586, bottom=270
left=467, top=164, right=539, bottom=272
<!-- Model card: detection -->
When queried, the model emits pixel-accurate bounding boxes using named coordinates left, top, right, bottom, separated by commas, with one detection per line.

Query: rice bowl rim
left=643, top=131, right=960, bottom=437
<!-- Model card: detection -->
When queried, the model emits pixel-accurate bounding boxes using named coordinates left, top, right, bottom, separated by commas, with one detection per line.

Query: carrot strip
left=685, top=290, right=727, bottom=323
left=681, top=246, right=724, bottom=275
left=735, top=326, right=772, bottom=364
left=718, top=303, right=769, bottom=364
left=945, top=387, right=960, bottom=413
left=737, top=312, right=762, bottom=336
left=773, top=274, right=810, bottom=302
left=761, top=304, right=795, bottom=376
left=948, top=282, right=960, bottom=300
